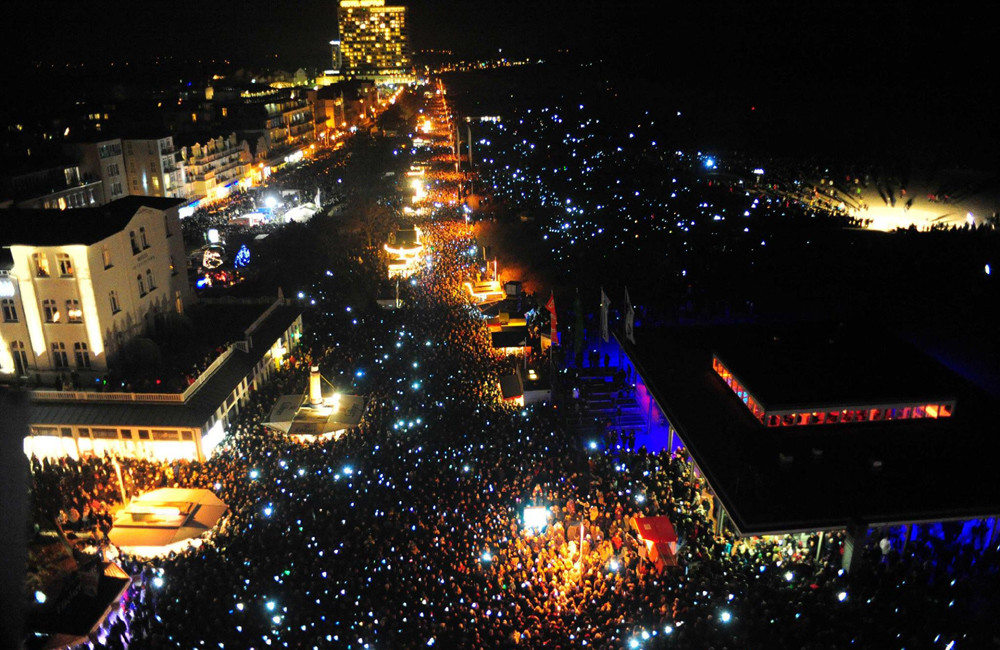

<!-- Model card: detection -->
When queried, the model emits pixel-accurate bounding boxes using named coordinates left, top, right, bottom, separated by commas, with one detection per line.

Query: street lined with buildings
left=5, top=5, right=1000, bottom=648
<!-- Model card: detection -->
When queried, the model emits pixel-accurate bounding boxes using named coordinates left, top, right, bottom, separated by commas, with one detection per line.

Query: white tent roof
left=264, top=393, right=366, bottom=436
left=109, top=488, right=228, bottom=551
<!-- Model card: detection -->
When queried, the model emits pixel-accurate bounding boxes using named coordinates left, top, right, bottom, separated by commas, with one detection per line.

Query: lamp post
left=111, top=455, right=128, bottom=505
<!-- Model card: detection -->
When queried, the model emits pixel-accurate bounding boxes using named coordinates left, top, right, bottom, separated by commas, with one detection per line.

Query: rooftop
left=0, top=196, right=185, bottom=247
left=711, top=322, right=962, bottom=410
left=624, top=322, right=1000, bottom=535
left=28, top=304, right=301, bottom=430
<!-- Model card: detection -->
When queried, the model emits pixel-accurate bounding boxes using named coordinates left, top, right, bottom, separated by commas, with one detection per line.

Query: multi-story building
left=330, top=39, right=344, bottom=73
left=65, top=138, right=128, bottom=204
left=177, top=132, right=252, bottom=202
left=0, top=161, right=105, bottom=211
left=337, top=0, right=411, bottom=81
left=122, top=135, right=186, bottom=199
left=210, top=85, right=314, bottom=166
left=0, top=196, right=192, bottom=381
left=23, top=300, right=302, bottom=462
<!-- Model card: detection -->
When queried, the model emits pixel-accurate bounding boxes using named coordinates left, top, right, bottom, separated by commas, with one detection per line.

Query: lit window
left=102, top=246, right=113, bottom=268
left=33, top=253, right=50, bottom=277
left=56, top=253, right=74, bottom=276
left=42, top=299, right=60, bottom=323
left=66, top=299, right=83, bottom=323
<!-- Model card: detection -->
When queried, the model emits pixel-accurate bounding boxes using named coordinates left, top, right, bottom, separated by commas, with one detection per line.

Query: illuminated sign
left=712, top=355, right=956, bottom=428
left=340, top=0, right=386, bottom=7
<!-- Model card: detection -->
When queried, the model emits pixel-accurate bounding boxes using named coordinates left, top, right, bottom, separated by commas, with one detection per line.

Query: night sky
left=5, top=1, right=995, bottom=75
left=2, top=1, right=997, bottom=163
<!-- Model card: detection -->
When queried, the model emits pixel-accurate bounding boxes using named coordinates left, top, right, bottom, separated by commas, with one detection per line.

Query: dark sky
left=5, top=0, right=995, bottom=74
left=3, top=0, right=997, bottom=162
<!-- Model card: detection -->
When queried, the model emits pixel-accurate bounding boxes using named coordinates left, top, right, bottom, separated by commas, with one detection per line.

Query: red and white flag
left=545, top=291, right=557, bottom=345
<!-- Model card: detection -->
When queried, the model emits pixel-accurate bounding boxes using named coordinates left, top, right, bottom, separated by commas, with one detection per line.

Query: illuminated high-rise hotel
left=337, top=0, right=411, bottom=81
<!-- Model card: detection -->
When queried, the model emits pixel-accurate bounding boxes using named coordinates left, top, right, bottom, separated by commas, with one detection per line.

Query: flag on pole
left=624, top=287, right=635, bottom=344
left=600, top=287, right=611, bottom=343
left=545, top=291, right=558, bottom=346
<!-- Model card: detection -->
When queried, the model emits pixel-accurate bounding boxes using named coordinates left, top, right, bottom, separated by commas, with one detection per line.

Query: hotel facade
left=1, top=197, right=191, bottom=380
left=337, top=0, right=412, bottom=81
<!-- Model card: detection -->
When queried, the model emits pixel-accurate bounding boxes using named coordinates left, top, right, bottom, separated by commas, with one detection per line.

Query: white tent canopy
left=109, top=488, right=228, bottom=555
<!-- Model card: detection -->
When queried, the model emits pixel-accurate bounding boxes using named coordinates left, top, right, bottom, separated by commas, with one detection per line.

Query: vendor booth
left=632, top=515, right=679, bottom=571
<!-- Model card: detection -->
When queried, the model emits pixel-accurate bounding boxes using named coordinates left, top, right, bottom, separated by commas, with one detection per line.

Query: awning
left=109, top=488, right=228, bottom=552
left=264, top=393, right=366, bottom=437
left=499, top=373, right=524, bottom=400
left=633, top=515, right=678, bottom=544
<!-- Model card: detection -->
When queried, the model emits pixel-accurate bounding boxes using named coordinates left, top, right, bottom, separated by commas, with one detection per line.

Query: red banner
left=545, top=292, right=557, bottom=345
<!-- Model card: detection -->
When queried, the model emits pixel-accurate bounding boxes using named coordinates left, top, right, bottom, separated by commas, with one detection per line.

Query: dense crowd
left=26, top=92, right=1000, bottom=650
left=179, top=148, right=352, bottom=251
left=27, top=217, right=997, bottom=649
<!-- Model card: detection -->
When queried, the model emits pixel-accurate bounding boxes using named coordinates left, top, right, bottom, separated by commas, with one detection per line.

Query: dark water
left=444, top=56, right=998, bottom=168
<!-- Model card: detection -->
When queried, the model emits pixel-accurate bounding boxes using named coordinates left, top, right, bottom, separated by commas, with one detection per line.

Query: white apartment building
left=122, top=136, right=186, bottom=199
left=0, top=196, right=192, bottom=380
left=178, top=132, right=251, bottom=202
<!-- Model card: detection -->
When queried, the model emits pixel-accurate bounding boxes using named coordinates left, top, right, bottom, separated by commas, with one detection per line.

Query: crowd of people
left=25, top=90, right=999, bottom=650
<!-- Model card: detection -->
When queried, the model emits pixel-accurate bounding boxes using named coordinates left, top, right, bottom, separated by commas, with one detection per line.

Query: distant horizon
left=3, top=1, right=998, bottom=168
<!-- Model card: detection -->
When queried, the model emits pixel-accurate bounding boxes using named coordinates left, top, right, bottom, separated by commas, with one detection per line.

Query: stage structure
left=108, top=488, right=228, bottom=557
left=385, top=227, right=424, bottom=279
left=263, top=366, right=366, bottom=441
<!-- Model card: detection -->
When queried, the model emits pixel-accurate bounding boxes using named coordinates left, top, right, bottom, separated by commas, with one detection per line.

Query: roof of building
left=109, top=488, right=228, bottom=549
left=622, top=322, right=1000, bottom=535
left=499, top=373, right=524, bottom=400
left=391, top=228, right=420, bottom=247
left=26, top=560, right=130, bottom=643
left=491, top=329, right=528, bottom=348
left=479, top=297, right=527, bottom=318
left=0, top=196, right=185, bottom=247
left=712, top=322, right=963, bottom=409
left=28, top=305, right=300, bottom=431
left=172, top=130, right=240, bottom=149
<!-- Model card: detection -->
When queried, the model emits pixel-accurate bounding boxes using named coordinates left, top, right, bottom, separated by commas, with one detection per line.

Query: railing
left=200, top=296, right=276, bottom=306
left=31, top=390, right=185, bottom=403
left=30, top=343, right=242, bottom=405
left=180, top=345, right=238, bottom=400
